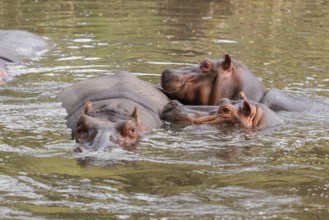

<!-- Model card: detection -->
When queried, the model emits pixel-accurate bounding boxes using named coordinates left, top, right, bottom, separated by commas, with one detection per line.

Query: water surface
left=0, top=0, right=329, bottom=219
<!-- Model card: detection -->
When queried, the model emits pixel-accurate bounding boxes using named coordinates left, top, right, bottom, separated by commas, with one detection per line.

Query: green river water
left=0, top=0, right=329, bottom=219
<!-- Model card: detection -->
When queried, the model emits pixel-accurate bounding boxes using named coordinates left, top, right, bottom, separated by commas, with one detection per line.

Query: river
left=0, top=0, right=329, bottom=219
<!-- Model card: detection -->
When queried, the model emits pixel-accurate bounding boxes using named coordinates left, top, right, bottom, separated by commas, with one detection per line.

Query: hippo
left=56, top=71, right=170, bottom=151
left=161, top=92, right=282, bottom=130
left=260, top=87, right=329, bottom=112
left=161, top=54, right=329, bottom=112
left=0, top=29, right=50, bottom=81
left=161, top=54, right=265, bottom=105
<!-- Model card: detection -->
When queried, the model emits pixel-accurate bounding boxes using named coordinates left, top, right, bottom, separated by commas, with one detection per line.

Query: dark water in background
left=0, top=0, right=329, bottom=219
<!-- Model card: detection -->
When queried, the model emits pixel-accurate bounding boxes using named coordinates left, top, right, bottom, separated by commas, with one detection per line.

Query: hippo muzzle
left=73, top=112, right=142, bottom=152
left=76, top=127, right=121, bottom=152
left=161, top=68, right=184, bottom=92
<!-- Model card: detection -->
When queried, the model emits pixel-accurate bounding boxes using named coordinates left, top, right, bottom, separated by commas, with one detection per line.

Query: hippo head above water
left=56, top=72, right=170, bottom=152
left=161, top=54, right=265, bottom=105
left=73, top=101, right=143, bottom=152
left=161, top=92, right=282, bottom=130
left=192, top=95, right=282, bottom=130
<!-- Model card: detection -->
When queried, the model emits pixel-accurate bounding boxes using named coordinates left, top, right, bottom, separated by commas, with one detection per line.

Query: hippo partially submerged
left=56, top=72, right=170, bottom=151
left=161, top=54, right=265, bottom=105
left=161, top=93, right=282, bottom=130
left=161, top=54, right=329, bottom=112
left=0, top=29, right=50, bottom=81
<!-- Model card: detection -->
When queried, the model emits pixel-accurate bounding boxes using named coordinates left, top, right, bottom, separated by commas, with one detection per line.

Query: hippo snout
left=161, top=68, right=174, bottom=83
left=161, top=68, right=182, bottom=92
left=78, top=131, right=120, bottom=152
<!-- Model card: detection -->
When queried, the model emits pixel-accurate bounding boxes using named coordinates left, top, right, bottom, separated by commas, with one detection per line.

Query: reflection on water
left=0, top=0, right=329, bottom=219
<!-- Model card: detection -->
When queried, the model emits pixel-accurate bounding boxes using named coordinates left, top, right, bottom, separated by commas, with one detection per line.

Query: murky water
left=0, top=0, right=329, bottom=219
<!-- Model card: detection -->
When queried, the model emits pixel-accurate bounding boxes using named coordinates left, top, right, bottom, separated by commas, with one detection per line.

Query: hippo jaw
left=73, top=114, right=142, bottom=152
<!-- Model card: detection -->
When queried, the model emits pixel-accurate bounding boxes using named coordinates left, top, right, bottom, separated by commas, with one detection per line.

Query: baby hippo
left=161, top=93, right=282, bottom=130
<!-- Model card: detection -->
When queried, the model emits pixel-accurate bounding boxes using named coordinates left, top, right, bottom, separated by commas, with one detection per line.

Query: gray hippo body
left=261, top=88, right=329, bottom=112
left=56, top=72, right=170, bottom=151
left=0, top=30, right=50, bottom=81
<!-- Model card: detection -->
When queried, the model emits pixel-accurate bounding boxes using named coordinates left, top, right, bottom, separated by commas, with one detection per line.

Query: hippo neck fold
left=209, top=74, right=220, bottom=105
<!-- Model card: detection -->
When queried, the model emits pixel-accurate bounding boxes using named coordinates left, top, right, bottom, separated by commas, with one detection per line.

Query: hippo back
left=56, top=71, right=170, bottom=131
left=0, top=30, right=50, bottom=62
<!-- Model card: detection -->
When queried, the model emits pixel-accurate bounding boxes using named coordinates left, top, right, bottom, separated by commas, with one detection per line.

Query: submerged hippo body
left=0, top=29, right=50, bottom=81
left=261, top=88, right=329, bottom=112
left=161, top=93, right=282, bottom=130
left=161, top=54, right=265, bottom=105
left=56, top=72, right=170, bottom=151
left=161, top=54, right=329, bottom=112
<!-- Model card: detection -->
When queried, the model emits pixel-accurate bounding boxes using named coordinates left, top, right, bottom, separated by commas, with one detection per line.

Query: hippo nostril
left=109, top=135, right=116, bottom=143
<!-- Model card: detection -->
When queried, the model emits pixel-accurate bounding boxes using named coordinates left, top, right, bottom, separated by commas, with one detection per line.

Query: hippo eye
left=201, top=61, right=212, bottom=72
left=220, top=107, right=230, bottom=114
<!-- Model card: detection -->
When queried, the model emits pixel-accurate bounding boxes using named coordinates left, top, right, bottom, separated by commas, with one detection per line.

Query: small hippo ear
left=241, top=101, right=252, bottom=116
left=84, top=101, right=93, bottom=115
left=131, top=106, right=140, bottom=123
left=222, top=54, right=232, bottom=70
left=239, top=92, right=248, bottom=101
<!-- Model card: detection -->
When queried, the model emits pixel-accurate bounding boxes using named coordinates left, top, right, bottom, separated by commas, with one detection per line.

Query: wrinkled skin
left=0, top=29, right=50, bottom=82
left=161, top=94, right=282, bottom=130
left=161, top=54, right=265, bottom=105
left=56, top=72, right=170, bottom=151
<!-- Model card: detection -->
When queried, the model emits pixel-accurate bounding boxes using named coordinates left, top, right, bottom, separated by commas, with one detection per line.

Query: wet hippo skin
left=161, top=93, right=282, bottom=130
left=161, top=54, right=265, bottom=105
left=261, top=87, right=329, bottom=112
left=56, top=71, right=170, bottom=151
left=0, top=29, right=50, bottom=82
left=161, top=54, right=329, bottom=112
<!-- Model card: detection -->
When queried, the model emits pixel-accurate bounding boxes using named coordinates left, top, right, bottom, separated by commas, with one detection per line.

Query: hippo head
left=193, top=94, right=262, bottom=129
left=161, top=54, right=236, bottom=105
left=72, top=102, right=143, bottom=152
left=161, top=54, right=265, bottom=105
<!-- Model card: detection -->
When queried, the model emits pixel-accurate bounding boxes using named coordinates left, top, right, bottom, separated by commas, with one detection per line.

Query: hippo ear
left=222, top=54, right=232, bottom=70
left=241, top=101, right=252, bottom=116
left=131, top=106, right=141, bottom=123
left=84, top=101, right=93, bottom=115
left=239, top=92, right=248, bottom=101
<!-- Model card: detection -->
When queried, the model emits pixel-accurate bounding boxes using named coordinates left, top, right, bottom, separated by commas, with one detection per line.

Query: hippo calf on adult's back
left=0, top=29, right=50, bottom=81
left=56, top=72, right=170, bottom=151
